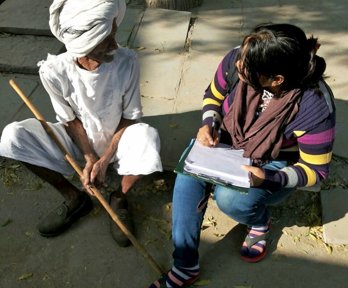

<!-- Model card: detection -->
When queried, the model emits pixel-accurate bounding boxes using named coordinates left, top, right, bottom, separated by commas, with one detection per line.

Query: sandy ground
left=1, top=156, right=348, bottom=288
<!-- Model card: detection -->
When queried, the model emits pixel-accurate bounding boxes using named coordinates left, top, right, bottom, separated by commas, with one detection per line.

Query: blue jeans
left=172, top=160, right=294, bottom=268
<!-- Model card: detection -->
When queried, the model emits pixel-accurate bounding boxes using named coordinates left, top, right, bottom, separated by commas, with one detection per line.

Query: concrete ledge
left=321, top=187, right=348, bottom=244
left=0, top=34, right=64, bottom=75
left=0, top=0, right=52, bottom=36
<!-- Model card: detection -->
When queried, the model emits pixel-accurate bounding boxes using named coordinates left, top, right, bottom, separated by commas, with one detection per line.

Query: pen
left=211, top=113, right=221, bottom=139
left=211, top=114, right=215, bottom=136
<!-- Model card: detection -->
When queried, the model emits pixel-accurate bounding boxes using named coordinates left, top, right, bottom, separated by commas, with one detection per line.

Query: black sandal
left=108, top=189, right=134, bottom=247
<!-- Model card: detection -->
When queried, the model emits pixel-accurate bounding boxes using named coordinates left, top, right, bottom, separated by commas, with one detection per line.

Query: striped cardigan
left=202, top=48, right=336, bottom=189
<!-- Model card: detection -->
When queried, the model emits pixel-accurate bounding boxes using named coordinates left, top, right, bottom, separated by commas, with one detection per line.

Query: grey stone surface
left=321, top=187, right=348, bottom=244
left=333, top=100, right=348, bottom=159
left=0, top=34, right=64, bottom=74
left=0, top=0, right=52, bottom=36
left=189, top=9, right=243, bottom=55
left=138, top=50, right=185, bottom=101
left=16, top=81, right=57, bottom=123
left=132, top=8, right=191, bottom=52
left=0, top=74, right=39, bottom=133
left=117, top=8, right=144, bottom=47
left=126, top=8, right=194, bottom=145
left=175, top=51, right=222, bottom=112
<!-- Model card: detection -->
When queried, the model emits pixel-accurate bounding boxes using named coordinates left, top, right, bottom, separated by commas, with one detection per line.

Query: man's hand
left=82, top=155, right=110, bottom=195
left=81, top=155, right=97, bottom=195
left=196, top=124, right=219, bottom=147
left=242, top=165, right=265, bottom=187
left=90, top=157, right=108, bottom=186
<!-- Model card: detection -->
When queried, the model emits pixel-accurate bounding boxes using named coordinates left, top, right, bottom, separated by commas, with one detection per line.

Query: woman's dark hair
left=237, top=23, right=326, bottom=91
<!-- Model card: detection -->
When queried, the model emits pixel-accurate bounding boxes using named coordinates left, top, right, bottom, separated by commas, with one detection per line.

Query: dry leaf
left=213, top=233, right=225, bottom=238
left=164, top=203, right=172, bottom=211
left=206, top=216, right=217, bottom=228
left=324, top=243, right=333, bottom=254
left=1, top=218, right=12, bottom=227
left=193, top=279, right=210, bottom=286
left=25, top=231, right=33, bottom=237
left=18, top=273, right=33, bottom=280
left=9, top=164, right=20, bottom=169
left=25, top=182, right=43, bottom=191
left=308, top=233, right=318, bottom=241
left=293, top=236, right=301, bottom=243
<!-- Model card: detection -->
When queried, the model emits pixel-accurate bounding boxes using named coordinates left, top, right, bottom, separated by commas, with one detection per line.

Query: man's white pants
left=0, top=119, right=163, bottom=176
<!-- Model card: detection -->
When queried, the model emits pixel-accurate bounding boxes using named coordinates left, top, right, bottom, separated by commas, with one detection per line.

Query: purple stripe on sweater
left=223, top=98, right=230, bottom=114
left=216, top=62, right=227, bottom=89
left=318, top=170, right=328, bottom=179
left=298, top=127, right=335, bottom=145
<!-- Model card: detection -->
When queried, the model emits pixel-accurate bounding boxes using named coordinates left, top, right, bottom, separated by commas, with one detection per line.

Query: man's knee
left=2, top=119, right=38, bottom=144
left=2, top=122, right=24, bottom=144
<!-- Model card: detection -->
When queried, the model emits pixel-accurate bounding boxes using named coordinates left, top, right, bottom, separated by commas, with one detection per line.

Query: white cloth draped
left=0, top=121, right=163, bottom=176
left=49, top=0, right=126, bottom=57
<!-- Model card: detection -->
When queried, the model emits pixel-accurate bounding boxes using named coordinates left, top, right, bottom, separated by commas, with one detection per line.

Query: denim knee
left=214, top=186, right=269, bottom=226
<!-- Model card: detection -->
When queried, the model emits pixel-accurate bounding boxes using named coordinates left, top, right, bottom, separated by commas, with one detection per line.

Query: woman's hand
left=242, top=165, right=265, bottom=187
left=196, top=124, right=219, bottom=147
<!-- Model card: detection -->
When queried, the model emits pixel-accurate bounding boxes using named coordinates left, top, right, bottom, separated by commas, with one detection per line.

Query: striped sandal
left=240, top=222, right=270, bottom=263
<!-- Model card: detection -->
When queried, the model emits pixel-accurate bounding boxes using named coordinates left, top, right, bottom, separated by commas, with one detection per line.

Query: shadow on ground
left=1, top=157, right=348, bottom=288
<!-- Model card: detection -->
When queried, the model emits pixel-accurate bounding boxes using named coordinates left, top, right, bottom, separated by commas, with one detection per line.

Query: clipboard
left=174, top=139, right=250, bottom=192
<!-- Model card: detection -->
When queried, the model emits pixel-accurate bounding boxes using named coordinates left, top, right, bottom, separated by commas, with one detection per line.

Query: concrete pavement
left=1, top=0, right=348, bottom=287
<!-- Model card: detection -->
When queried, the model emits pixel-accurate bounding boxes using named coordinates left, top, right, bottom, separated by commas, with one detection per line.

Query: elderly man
left=0, top=0, right=162, bottom=247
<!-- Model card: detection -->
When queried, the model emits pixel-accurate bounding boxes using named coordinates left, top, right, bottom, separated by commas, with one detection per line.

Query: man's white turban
left=49, top=0, right=126, bottom=57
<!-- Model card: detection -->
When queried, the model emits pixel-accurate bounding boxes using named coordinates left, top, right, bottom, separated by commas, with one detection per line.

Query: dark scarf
left=223, top=81, right=302, bottom=161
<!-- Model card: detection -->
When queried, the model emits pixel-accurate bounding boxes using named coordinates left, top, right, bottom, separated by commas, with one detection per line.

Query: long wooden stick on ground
left=9, top=79, right=165, bottom=276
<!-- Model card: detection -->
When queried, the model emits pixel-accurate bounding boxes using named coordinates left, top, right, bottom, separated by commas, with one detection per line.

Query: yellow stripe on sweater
left=210, top=80, right=225, bottom=100
left=294, top=130, right=305, bottom=137
left=203, top=98, right=221, bottom=107
left=294, top=163, right=317, bottom=186
left=299, top=151, right=332, bottom=165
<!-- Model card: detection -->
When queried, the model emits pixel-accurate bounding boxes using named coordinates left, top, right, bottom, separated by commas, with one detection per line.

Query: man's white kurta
left=0, top=47, right=162, bottom=175
left=39, top=47, right=142, bottom=157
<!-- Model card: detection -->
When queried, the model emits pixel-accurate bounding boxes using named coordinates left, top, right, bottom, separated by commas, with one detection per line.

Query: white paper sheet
left=184, top=141, right=251, bottom=188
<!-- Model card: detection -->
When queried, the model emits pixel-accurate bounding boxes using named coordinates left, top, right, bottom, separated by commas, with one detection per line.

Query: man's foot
left=240, top=221, right=270, bottom=263
left=37, top=193, right=93, bottom=237
left=148, top=265, right=200, bottom=288
left=109, top=190, right=134, bottom=247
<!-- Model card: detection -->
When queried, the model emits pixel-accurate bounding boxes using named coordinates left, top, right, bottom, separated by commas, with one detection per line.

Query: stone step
left=0, top=34, right=63, bottom=74
left=0, top=0, right=52, bottom=36
left=321, top=187, right=348, bottom=244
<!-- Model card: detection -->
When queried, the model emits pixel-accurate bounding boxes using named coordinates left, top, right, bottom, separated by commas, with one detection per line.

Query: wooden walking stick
left=9, top=79, right=165, bottom=276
